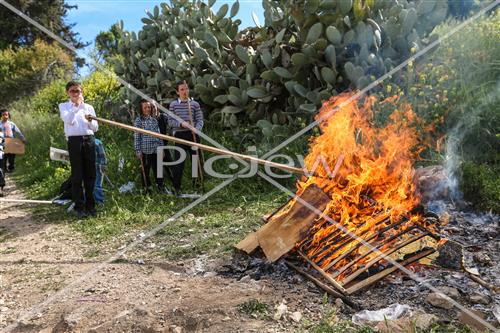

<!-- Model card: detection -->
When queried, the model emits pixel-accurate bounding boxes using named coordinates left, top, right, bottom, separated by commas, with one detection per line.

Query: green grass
left=238, top=299, right=270, bottom=319
left=0, top=226, right=11, bottom=242
left=10, top=159, right=291, bottom=256
left=299, top=322, right=477, bottom=333
left=0, top=247, right=17, bottom=254
left=6, top=91, right=298, bottom=259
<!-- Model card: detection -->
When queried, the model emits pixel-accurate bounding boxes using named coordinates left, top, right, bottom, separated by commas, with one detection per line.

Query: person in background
left=168, top=80, right=204, bottom=197
left=134, top=99, right=165, bottom=194
left=59, top=81, right=98, bottom=219
left=0, top=126, right=5, bottom=197
left=153, top=101, right=174, bottom=193
left=0, top=108, right=26, bottom=172
left=93, top=137, right=107, bottom=204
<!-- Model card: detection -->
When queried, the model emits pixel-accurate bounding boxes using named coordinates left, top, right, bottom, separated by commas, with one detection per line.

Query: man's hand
left=85, top=114, right=93, bottom=122
left=136, top=152, right=142, bottom=159
left=73, top=96, right=84, bottom=108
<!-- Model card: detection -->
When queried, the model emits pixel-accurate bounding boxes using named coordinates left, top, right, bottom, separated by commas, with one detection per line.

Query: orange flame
left=297, top=92, right=429, bottom=278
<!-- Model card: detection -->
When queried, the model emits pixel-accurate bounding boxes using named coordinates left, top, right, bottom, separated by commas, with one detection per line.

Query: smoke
left=443, top=80, right=500, bottom=201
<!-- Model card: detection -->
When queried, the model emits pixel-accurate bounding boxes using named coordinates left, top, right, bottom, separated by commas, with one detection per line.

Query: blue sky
left=65, top=0, right=264, bottom=73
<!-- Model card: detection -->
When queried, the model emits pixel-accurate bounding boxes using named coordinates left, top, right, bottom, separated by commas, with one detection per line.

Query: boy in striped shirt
left=168, top=81, right=204, bottom=196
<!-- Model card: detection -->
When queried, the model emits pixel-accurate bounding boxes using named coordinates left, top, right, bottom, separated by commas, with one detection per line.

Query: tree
left=0, top=0, right=85, bottom=50
left=0, top=39, right=74, bottom=105
left=95, top=23, right=122, bottom=62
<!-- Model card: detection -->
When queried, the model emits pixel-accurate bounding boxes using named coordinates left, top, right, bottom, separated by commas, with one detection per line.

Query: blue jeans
left=93, top=164, right=104, bottom=204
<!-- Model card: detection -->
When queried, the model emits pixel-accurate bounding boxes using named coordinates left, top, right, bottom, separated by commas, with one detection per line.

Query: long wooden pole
left=90, top=115, right=311, bottom=176
left=187, top=98, right=205, bottom=190
left=0, top=198, right=54, bottom=204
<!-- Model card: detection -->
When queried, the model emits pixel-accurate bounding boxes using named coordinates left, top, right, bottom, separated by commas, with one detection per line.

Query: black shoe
left=160, top=187, right=173, bottom=195
left=86, top=209, right=97, bottom=217
left=75, top=210, right=87, bottom=219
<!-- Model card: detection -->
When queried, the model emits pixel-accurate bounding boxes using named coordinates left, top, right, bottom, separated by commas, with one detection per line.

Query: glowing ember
left=296, top=92, right=434, bottom=282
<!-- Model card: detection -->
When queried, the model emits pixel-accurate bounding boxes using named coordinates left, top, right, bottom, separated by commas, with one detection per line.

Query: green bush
left=9, top=68, right=129, bottom=198
left=30, top=79, right=68, bottom=114
left=461, top=162, right=500, bottom=213
left=0, top=40, right=73, bottom=106
left=372, top=9, right=500, bottom=211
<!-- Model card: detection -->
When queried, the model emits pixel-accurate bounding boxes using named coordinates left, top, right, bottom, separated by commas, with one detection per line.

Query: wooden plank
left=285, top=261, right=361, bottom=310
left=340, top=232, right=428, bottom=284
left=322, top=216, right=402, bottom=271
left=298, top=250, right=348, bottom=294
left=331, top=225, right=420, bottom=279
left=234, top=232, right=259, bottom=253
left=345, top=248, right=435, bottom=294
left=257, top=184, right=331, bottom=262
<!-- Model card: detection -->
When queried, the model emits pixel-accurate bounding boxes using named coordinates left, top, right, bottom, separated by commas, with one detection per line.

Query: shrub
left=0, top=40, right=73, bottom=106
left=461, top=162, right=500, bottom=213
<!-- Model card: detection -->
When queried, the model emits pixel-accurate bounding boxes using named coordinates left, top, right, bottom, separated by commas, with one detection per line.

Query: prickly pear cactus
left=115, top=0, right=448, bottom=140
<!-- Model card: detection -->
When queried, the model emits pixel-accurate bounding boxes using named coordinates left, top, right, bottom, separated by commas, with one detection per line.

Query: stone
left=457, top=309, right=489, bottom=332
left=289, top=311, right=302, bottom=323
left=435, top=240, right=463, bottom=270
left=468, top=292, right=491, bottom=305
left=334, top=298, right=344, bottom=310
left=203, top=271, right=217, bottom=278
left=239, top=275, right=251, bottom=283
left=436, top=286, right=460, bottom=300
left=473, top=253, right=491, bottom=266
left=273, top=302, right=287, bottom=321
left=493, top=305, right=500, bottom=324
left=172, top=326, right=183, bottom=333
left=426, top=292, right=454, bottom=310
left=134, top=306, right=150, bottom=316
left=375, top=318, right=412, bottom=333
left=411, top=312, right=439, bottom=330
left=375, top=312, right=439, bottom=333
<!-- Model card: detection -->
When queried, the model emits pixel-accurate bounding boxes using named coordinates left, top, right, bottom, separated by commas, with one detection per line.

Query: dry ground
left=0, top=180, right=328, bottom=333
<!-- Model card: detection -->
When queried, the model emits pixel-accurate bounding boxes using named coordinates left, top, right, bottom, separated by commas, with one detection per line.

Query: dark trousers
left=0, top=158, right=5, bottom=188
left=172, top=131, right=201, bottom=192
left=68, top=135, right=96, bottom=212
left=3, top=153, right=15, bottom=171
left=162, top=141, right=174, bottom=185
left=140, top=153, right=164, bottom=190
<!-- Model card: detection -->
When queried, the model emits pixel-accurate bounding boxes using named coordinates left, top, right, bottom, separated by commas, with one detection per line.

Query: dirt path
left=0, top=180, right=327, bottom=333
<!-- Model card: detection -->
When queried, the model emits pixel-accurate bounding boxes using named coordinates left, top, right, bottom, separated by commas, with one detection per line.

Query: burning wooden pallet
left=236, top=184, right=441, bottom=297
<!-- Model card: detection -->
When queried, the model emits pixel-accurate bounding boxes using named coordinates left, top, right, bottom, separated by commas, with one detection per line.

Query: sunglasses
left=69, top=89, right=82, bottom=93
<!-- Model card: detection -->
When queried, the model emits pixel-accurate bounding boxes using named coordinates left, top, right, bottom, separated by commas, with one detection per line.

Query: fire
left=297, top=92, right=431, bottom=280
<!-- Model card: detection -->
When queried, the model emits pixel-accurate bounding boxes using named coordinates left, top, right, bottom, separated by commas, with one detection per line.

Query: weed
left=0, top=247, right=17, bottom=254
left=238, top=299, right=269, bottom=319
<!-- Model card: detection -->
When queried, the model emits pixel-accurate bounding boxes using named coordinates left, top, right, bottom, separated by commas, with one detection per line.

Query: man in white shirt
left=59, top=81, right=99, bottom=218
